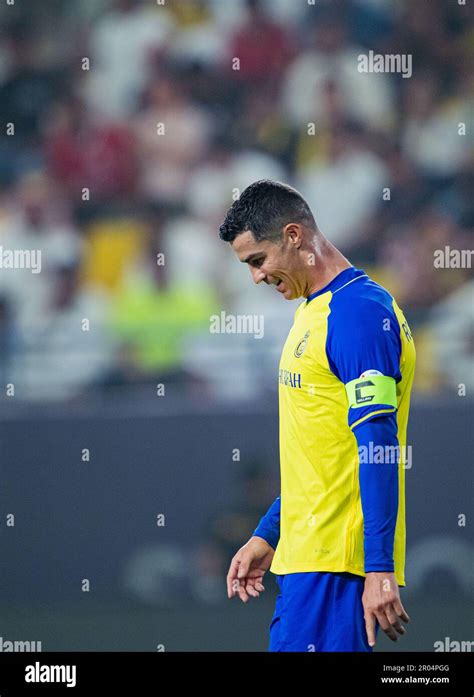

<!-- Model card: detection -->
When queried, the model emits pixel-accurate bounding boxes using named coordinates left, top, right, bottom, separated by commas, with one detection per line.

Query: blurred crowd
left=0, top=0, right=472, bottom=401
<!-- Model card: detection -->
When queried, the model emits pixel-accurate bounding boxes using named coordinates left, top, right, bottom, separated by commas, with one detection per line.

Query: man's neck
left=305, top=238, right=352, bottom=297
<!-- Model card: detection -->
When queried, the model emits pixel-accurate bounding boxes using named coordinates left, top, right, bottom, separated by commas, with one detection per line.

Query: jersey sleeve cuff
left=364, top=537, right=396, bottom=572
left=252, top=527, right=279, bottom=550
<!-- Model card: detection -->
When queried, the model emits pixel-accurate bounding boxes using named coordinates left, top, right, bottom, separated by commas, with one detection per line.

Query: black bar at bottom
left=0, top=651, right=470, bottom=695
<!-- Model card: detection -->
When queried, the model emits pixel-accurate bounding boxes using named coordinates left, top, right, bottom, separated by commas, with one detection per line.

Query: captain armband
left=345, top=373, right=397, bottom=410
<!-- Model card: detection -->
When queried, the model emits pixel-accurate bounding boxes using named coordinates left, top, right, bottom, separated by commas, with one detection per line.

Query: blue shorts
left=269, top=571, right=379, bottom=652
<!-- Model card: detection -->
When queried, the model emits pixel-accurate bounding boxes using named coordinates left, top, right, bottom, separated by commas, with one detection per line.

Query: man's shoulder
left=330, top=272, right=398, bottom=320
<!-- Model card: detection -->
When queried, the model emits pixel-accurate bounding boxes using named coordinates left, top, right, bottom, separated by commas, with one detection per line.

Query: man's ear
left=283, top=223, right=303, bottom=249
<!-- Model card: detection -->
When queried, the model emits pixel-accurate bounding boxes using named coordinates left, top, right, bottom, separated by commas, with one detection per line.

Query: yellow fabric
left=110, top=278, right=218, bottom=371
left=270, top=295, right=415, bottom=587
left=81, top=220, right=147, bottom=292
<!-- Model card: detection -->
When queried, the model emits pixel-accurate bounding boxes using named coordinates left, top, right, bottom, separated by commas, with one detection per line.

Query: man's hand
left=226, top=536, right=275, bottom=603
left=362, top=571, right=410, bottom=647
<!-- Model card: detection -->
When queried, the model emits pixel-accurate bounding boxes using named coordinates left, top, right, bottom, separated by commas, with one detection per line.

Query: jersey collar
left=305, top=267, right=366, bottom=304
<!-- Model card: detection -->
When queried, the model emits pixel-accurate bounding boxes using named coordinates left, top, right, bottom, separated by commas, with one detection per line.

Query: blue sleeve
left=252, top=496, right=280, bottom=550
left=326, top=283, right=402, bottom=430
left=354, top=414, right=399, bottom=572
left=326, top=283, right=402, bottom=572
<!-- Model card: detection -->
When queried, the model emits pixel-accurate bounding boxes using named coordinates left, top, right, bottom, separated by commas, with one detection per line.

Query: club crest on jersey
left=294, top=330, right=310, bottom=358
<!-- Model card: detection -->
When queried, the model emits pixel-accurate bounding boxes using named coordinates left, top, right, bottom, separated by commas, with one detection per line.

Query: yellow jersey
left=268, top=267, right=415, bottom=587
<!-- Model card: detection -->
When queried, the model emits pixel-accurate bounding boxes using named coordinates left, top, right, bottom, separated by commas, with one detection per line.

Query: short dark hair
left=219, top=180, right=316, bottom=244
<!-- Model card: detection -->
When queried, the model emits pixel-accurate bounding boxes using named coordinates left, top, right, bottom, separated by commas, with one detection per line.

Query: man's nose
left=250, top=267, right=266, bottom=284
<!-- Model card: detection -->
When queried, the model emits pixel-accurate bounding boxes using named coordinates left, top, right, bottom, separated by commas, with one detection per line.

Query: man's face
left=231, top=229, right=306, bottom=300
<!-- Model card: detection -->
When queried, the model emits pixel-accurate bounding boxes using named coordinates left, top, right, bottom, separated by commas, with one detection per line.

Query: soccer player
left=221, top=180, right=415, bottom=652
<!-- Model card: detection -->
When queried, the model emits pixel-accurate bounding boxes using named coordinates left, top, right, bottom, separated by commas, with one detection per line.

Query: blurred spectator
left=0, top=25, right=64, bottom=146
left=388, top=0, right=467, bottom=82
left=281, top=8, right=394, bottom=130
left=167, top=0, right=227, bottom=67
left=80, top=216, right=148, bottom=292
left=108, top=220, right=219, bottom=386
left=45, top=94, right=137, bottom=207
left=0, top=24, right=65, bottom=183
left=293, top=79, right=348, bottom=172
left=401, top=72, right=471, bottom=183
left=186, top=134, right=239, bottom=226
left=226, top=0, right=294, bottom=88
left=187, top=139, right=287, bottom=228
left=160, top=213, right=226, bottom=291
left=84, top=0, right=175, bottom=118
left=327, top=0, right=394, bottom=48
left=298, top=121, right=388, bottom=250
left=231, top=88, right=298, bottom=170
left=359, top=143, right=432, bottom=262
left=0, top=171, right=83, bottom=330
left=11, top=256, right=112, bottom=402
left=429, top=281, right=474, bottom=393
left=378, top=208, right=470, bottom=320
left=133, top=72, right=213, bottom=206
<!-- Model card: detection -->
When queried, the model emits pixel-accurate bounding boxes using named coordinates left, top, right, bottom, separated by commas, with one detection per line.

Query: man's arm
left=352, top=413, right=410, bottom=644
left=252, top=495, right=280, bottom=551
left=227, top=509, right=277, bottom=602
left=354, top=413, right=399, bottom=572
left=326, top=290, right=411, bottom=645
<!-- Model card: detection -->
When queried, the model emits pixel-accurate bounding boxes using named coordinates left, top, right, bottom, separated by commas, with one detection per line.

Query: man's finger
left=393, top=599, right=410, bottom=623
left=237, top=580, right=249, bottom=603
left=375, top=610, right=399, bottom=642
left=365, top=612, right=377, bottom=647
left=237, top=557, right=250, bottom=579
left=246, top=582, right=259, bottom=598
left=226, top=558, right=240, bottom=598
left=386, top=605, right=406, bottom=636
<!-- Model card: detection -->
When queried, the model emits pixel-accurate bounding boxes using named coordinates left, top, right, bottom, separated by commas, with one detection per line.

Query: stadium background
left=0, top=0, right=472, bottom=651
